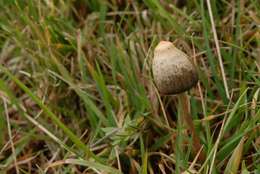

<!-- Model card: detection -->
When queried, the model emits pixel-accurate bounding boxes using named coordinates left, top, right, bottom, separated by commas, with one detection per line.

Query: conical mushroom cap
left=152, top=41, right=198, bottom=95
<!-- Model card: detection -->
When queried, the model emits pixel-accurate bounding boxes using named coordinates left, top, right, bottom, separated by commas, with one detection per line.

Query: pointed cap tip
left=154, top=41, right=173, bottom=52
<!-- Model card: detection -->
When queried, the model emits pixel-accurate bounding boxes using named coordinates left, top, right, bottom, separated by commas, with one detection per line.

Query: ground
left=0, top=0, right=260, bottom=173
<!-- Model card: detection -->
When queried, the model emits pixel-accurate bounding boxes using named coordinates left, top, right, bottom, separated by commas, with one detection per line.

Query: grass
left=0, top=0, right=259, bottom=173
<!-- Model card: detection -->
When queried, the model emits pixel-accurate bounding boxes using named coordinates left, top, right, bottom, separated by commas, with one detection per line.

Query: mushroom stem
left=178, top=93, right=205, bottom=160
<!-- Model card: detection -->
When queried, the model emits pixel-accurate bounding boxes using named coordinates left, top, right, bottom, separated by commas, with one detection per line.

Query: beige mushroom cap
left=152, top=41, right=198, bottom=95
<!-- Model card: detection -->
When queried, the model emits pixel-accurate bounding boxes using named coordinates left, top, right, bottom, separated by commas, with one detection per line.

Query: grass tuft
left=0, top=0, right=259, bottom=173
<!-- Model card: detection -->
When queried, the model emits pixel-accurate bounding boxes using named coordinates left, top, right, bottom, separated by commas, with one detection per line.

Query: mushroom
left=152, top=41, right=203, bottom=159
left=152, top=41, right=198, bottom=95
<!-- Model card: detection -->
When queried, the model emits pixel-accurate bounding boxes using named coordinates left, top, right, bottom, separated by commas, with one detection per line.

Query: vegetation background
left=0, top=0, right=259, bottom=173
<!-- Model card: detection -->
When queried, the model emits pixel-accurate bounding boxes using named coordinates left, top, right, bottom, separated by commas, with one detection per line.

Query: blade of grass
left=206, top=0, right=230, bottom=99
left=3, top=98, right=19, bottom=174
left=140, top=136, right=148, bottom=174
left=87, top=61, right=117, bottom=126
left=224, top=137, right=245, bottom=174
left=223, top=89, right=248, bottom=134
left=200, top=0, right=228, bottom=104
left=46, top=158, right=121, bottom=174
left=0, top=104, right=5, bottom=148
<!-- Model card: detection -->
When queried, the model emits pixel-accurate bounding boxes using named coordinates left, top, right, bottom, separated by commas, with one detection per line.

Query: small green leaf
left=224, top=137, right=245, bottom=174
